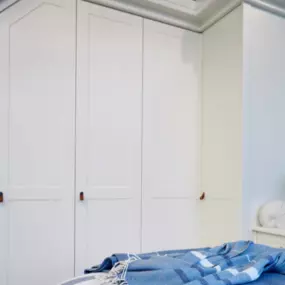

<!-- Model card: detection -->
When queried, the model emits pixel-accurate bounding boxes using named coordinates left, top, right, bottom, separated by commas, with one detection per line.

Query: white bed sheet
left=60, top=273, right=109, bottom=285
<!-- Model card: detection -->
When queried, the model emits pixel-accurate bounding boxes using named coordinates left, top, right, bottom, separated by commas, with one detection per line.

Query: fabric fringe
left=100, top=254, right=140, bottom=285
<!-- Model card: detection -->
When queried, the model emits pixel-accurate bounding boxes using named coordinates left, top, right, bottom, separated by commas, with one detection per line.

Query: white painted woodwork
left=84, top=0, right=242, bottom=32
left=142, top=19, right=201, bottom=252
left=147, top=0, right=209, bottom=13
left=0, top=0, right=273, bottom=282
left=200, top=6, right=243, bottom=247
left=0, top=0, right=19, bottom=12
left=75, top=2, right=143, bottom=274
left=253, top=227, right=285, bottom=248
left=0, top=0, right=76, bottom=285
left=245, top=0, right=285, bottom=19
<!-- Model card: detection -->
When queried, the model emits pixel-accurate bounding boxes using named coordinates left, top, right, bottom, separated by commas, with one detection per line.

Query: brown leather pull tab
left=0, top=192, right=4, bottom=203
left=79, top=192, right=84, bottom=201
left=199, top=192, right=206, bottom=201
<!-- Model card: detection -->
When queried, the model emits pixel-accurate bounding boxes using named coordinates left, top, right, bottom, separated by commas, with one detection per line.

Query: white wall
left=200, top=6, right=243, bottom=246
left=243, top=4, right=285, bottom=238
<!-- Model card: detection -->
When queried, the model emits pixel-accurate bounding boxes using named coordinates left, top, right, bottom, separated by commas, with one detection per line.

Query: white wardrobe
left=0, top=1, right=76, bottom=285
left=76, top=0, right=201, bottom=273
left=2, top=0, right=285, bottom=284
left=0, top=0, right=201, bottom=284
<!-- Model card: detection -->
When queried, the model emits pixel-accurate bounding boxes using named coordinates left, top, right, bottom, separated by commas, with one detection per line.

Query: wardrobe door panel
left=0, top=1, right=76, bottom=284
left=76, top=2, right=142, bottom=274
left=0, top=16, right=9, bottom=285
left=142, top=20, right=201, bottom=252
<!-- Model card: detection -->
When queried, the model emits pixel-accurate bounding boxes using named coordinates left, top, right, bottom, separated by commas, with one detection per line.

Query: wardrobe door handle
left=0, top=192, right=4, bottom=203
left=79, top=192, right=84, bottom=201
left=199, top=192, right=206, bottom=201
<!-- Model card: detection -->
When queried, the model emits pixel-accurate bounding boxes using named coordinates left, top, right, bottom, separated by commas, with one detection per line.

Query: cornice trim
left=201, top=0, right=241, bottom=31
left=84, top=0, right=201, bottom=32
left=84, top=0, right=242, bottom=33
left=0, top=0, right=20, bottom=13
left=245, top=0, right=285, bottom=18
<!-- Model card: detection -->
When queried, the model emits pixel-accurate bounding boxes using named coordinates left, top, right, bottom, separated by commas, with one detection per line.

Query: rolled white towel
left=258, top=200, right=285, bottom=229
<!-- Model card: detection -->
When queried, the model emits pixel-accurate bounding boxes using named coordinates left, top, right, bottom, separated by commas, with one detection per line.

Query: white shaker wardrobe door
left=142, top=20, right=201, bottom=252
left=0, top=0, right=76, bottom=285
left=76, top=2, right=142, bottom=274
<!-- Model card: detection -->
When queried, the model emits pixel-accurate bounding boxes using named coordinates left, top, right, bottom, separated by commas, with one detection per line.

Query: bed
left=61, top=241, right=285, bottom=285
left=61, top=272, right=285, bottom=285
left=61, top=273, right=107, bottom=285
left=251, top=273, right=285, bottom=285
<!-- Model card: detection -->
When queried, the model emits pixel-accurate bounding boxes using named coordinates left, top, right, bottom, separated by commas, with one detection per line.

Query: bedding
left=250, top=273, right=285, bottom=285
left=61, top=273, right=107, bottom=285
left=61, top=273, right=285, bottom=285
left=84, top=241, right=285, bottom=285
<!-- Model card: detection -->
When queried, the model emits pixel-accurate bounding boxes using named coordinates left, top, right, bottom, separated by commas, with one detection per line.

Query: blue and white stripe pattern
left=85, top=241, right=285, bottom=285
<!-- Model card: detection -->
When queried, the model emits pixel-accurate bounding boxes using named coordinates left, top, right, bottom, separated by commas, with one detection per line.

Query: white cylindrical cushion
left=258, top=200, right=285, bottom=229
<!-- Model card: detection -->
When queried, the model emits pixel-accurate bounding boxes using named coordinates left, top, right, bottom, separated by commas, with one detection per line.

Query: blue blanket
left=85, top=241, right=285, bottom=285
left=250, top=273, right=285, bottom=285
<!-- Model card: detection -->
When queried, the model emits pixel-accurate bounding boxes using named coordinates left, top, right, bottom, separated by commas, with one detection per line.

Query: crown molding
left=85, top=0, right=201, bottom=31
left=5, top=1, right=284, bottom=33
left=145, top=0, right=210, bottom=15
left=0, top=0, right=20, bottom=13
left=0, top=0, right=243, bottom=32
left=245, top=0, right=285, bottom=18
left=201, top=0, right=241, bottom=31
left=84, top=0, right=242, bottom=33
